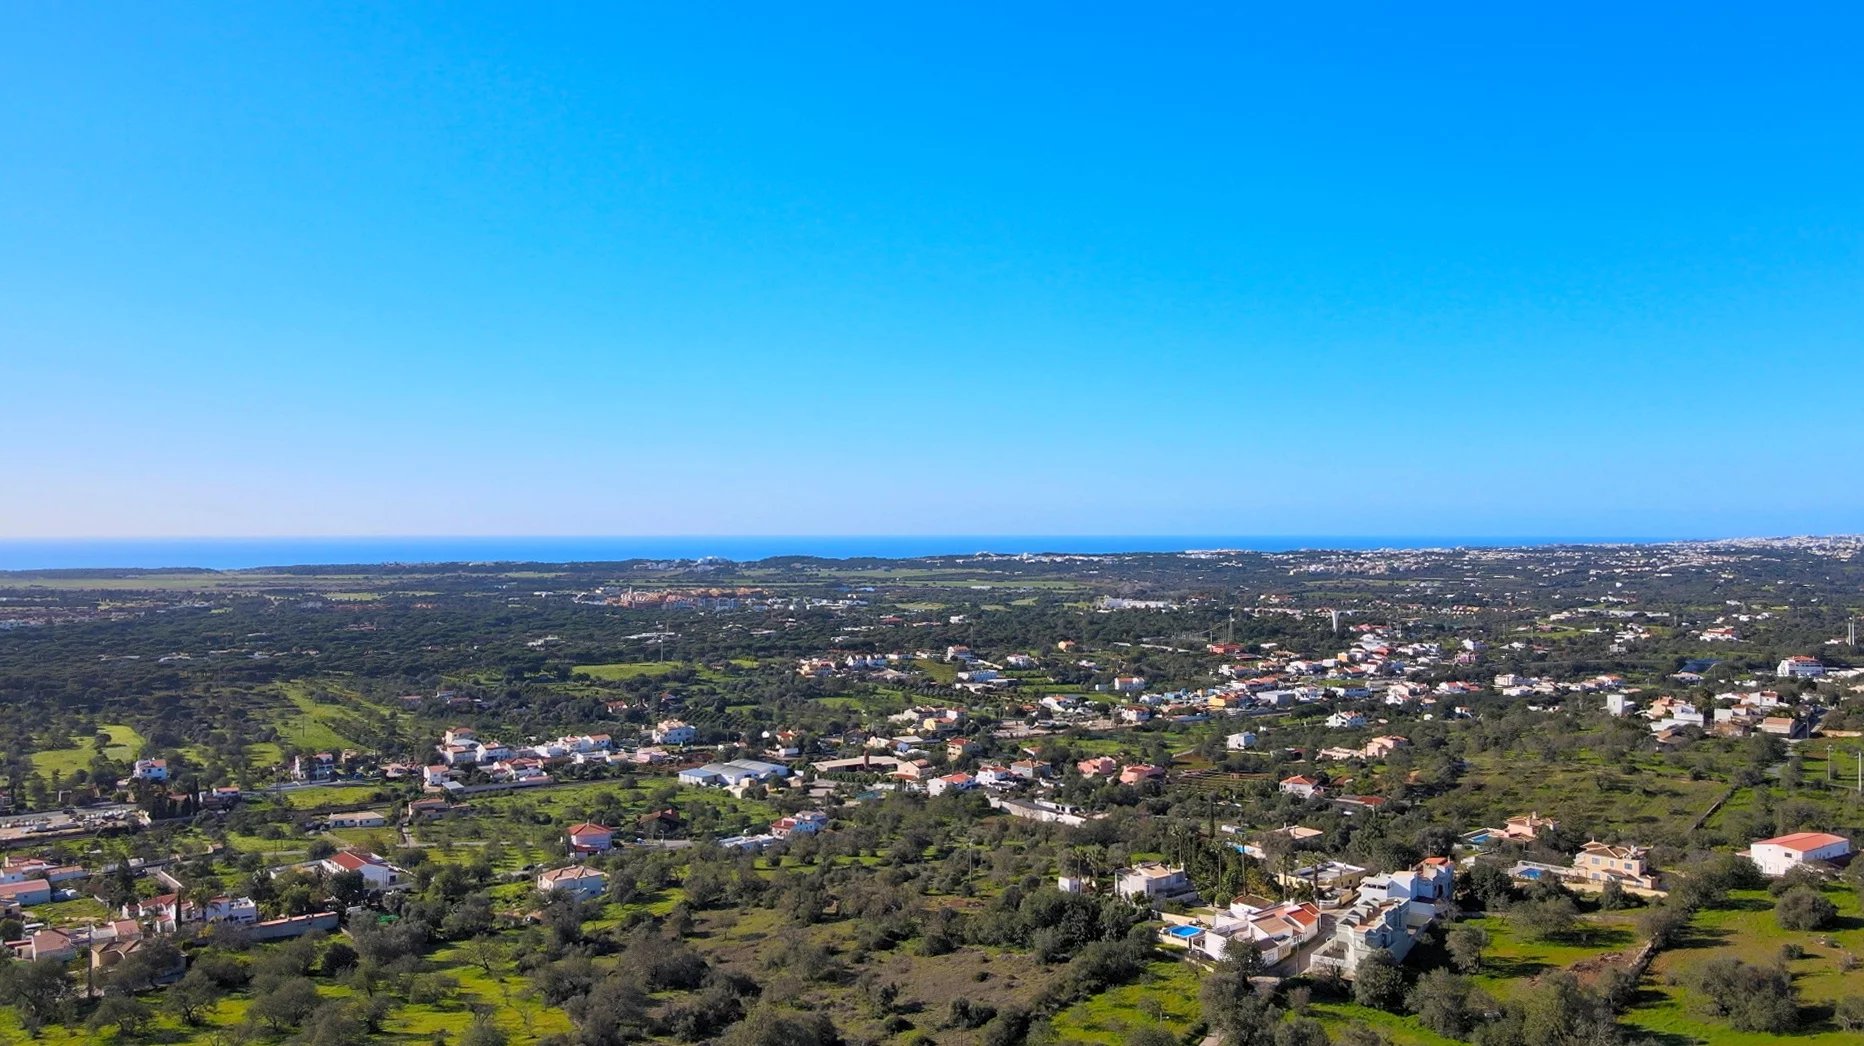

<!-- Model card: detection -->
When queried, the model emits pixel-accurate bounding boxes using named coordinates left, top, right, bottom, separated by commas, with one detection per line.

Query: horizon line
left=1, top=532, right=1846, bottom=543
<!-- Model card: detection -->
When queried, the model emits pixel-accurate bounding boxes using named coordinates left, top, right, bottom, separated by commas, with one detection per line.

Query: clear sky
left=3, top=4, right=1861, bottom=539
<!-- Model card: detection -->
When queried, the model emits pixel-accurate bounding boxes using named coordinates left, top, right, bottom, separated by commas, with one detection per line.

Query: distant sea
left=0, top=535, right=1686, bottom=572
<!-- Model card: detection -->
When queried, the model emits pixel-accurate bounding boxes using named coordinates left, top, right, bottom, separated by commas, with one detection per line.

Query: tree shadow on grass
left=1562, top=926, right=1635, bottom=950
left=1634, top=1032, right=1702, bottom=1046
left=1825, top=912, right=1864, bottom=933
left=1481, top=955, right=1550, bottom=979
left=1666, top=925, right=1732, bottom=951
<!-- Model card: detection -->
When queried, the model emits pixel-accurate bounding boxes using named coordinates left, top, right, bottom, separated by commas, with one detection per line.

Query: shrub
left=1775, top=886, right=1837, bottom=931
left=1686, top=956, right=1798, bottom=1033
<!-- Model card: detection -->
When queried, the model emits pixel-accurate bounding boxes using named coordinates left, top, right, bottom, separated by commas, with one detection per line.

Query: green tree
left=1352, top=950, right=1406, bottom=1011
left=248, top=975, right=322, bottom=1033
left=1273, top=1016, right=1330, bottom=1046
left=1774, top=886, right=1837, bottom=931
left=1446, top=924, right=1488, bottom=973
left=1635, top=902, right=1690, bottom=947
left=1512, top=896, right=1578, bottom=941
left=0, top=958, right=73, bottom=1032
left=88, top=994, right=153, bottom=1037
left=461, top=1016, right=512, bottom=1046
left=164, top=967, right=226, bottom=1025
left=1687, top=956, right=1798, bottom=1033
left=1200, top=947, right=1275, bottom=1046
left=1406, top=968, right=1483, bottom=1038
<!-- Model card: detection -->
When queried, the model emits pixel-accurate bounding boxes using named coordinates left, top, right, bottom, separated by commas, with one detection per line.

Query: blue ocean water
left=0, top=535, right=1682, bottom=571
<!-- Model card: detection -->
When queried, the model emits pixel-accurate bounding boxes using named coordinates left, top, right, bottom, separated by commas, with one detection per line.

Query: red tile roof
left=1757, top=831, right=1849, bottom=852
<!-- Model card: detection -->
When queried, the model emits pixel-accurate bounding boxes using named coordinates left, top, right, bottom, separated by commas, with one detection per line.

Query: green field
left=573, top=660, right=750, bottom=681
left=1050, top=958, right=1205, bottom=1043
left=267, top=681, right=377, bottom=753
left=269, top=783, right=396, bottom=812
left=1622, top=887, right=1864, bottom=1043
left=1308, top=1000, right=1461, bottom=1046
left=30, top=723, right=146, bottom=779
left=1439, top=748, right=1729, bottom=843
left=1461, top=910, right=1639, bottom=1001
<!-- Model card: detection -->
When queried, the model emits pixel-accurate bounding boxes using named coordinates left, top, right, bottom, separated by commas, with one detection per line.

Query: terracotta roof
left=326, top=850, right=383, bottom=871
left=1757, top=831, right=1849, bottom=852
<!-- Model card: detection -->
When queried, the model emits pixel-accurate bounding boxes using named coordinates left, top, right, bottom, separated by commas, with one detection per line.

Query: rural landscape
left=0, top=539, right=1862, bottom=1044
left=7, top=5, right=1861, bottom=1045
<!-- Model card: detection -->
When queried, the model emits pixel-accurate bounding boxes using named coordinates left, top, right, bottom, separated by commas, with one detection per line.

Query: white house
left=328, top=811, right=388, bottom=829
left=537, top=866, right=608, bottom=900
left=1196, top=899, right=1324, bottom=965
left=1325, top=711, right=1367, bottom=729
left=1747, top=832, right=1852, bottom=877
left=1279, top=775, right=1324, bottom=800
left=292, top=752, right=337, bottom=781
left=566, top=823, right=616, bottom=854
left=974, top=765, right=1015, bottom=788
left=771, top=810, right=829, bottom=838
left=1115, top=863, right=1197, bottom=905
left=0, top=879, right=53, bottom=907
left=318, top=850, right=405, bottom=892
left=131, top=759, right=168, bottom=782
left=195, top=896, right=259, bottom=925
left=1357, top=857, right=1456, bottom=917
left=927, top=772, right=977, bottom=797
left=651, top=719, right=696, bottom=745
left=1317, top=897, right=1415, bottom=972
left=1777, top=657, right=1826, bottom=680
left=1226, top=731, right=1258, bottom=751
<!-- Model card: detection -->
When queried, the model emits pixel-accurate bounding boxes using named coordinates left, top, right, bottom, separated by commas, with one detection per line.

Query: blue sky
left=3, top=4, right=1861, bottom=538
